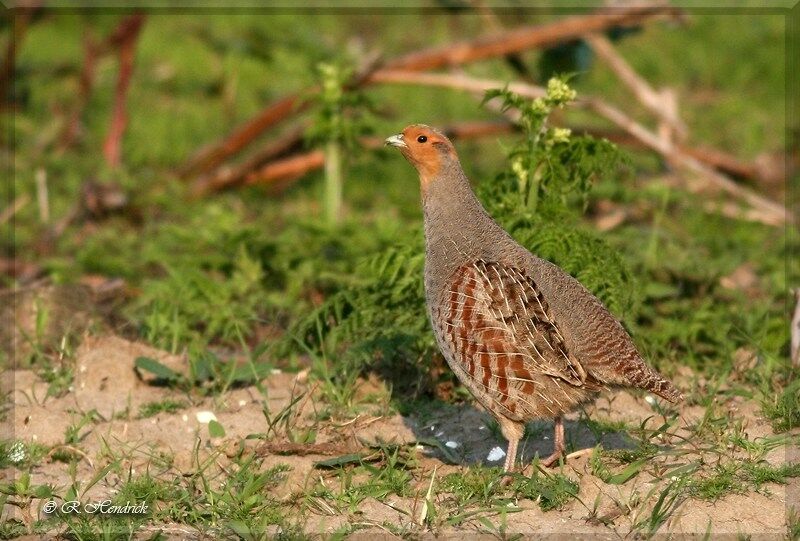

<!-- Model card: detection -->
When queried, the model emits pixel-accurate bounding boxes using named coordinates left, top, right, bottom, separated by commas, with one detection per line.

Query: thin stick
left=371, top=70, right=789, bottom=226
left=585, top=32, right=687, bottom=140
left=565, top=448, right=593, bottom=461
left=178, top=92, right=311, bottom=179
left=103, top=14, right=146, bottom=168
left=791, top=289, right=800, bottom=367
left=377, top=5, right=680, bottom=73
left=190, top=125, right=307, bottom=196
left=34, top=168, right=49, bottom=224
left=324, top=140, right=343, bottom=225
left=0, top=5, right=36, bottom=111
left=60, top=32, right=100, bottom=149
left=244, top=150, right=325, bottom=186
left=0, top=194, right=30, bottom=226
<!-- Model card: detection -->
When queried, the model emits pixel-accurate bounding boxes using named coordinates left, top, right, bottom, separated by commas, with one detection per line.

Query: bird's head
left=385, top=124, right=458, bottom=189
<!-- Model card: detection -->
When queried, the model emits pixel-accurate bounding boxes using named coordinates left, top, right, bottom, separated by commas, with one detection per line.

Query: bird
left=385, top=124, right=682, bottom=472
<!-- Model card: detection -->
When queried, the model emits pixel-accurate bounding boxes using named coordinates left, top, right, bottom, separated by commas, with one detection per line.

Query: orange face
left=385, top=124, right=456, bottom=187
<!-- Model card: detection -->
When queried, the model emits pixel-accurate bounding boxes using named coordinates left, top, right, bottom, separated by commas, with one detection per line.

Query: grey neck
left=421, top=160, right=504, bottom=277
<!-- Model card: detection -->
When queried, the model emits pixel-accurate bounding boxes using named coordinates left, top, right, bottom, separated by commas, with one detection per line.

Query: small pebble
left=645, top=395, right=656, bottom=405
left=445, top=441, right=460, bottom=449
left=196, top=411, right=217, bottom=424
left=486, top=446, right=506, bottom=462
left=181, top=414, right=188, bottom=422
left=238, top=400, right=247, bottom=407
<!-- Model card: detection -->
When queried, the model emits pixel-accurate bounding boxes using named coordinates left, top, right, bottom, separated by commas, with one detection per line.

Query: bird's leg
left=498, top=436, right=520, bottom=487
left=540, top=416, right=565, bottom=468
left=498, top=420, right=524, bottom=486
left=503, top=436, right=519, bottom=473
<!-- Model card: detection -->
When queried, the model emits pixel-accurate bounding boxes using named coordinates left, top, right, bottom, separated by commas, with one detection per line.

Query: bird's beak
left=384, top=134, right=407, bottom=148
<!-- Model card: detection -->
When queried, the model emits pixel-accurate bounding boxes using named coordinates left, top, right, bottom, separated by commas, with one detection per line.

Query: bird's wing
left=443, top=259, right=588, bottom=389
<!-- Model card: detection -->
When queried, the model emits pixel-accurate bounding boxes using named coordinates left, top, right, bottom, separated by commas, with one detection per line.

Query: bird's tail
left=635, top=368, right=683, bottom=404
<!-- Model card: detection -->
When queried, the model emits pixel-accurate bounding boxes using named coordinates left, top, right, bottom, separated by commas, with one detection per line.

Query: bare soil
left=3, top=334, right=798, bottom=537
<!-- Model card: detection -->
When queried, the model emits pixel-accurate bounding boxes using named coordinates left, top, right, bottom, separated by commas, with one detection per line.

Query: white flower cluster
left=548, top=127, right=572, bottom=146
left=546, top=77, right=577, bottom=104
left=7, top=441, right=27, bottom=464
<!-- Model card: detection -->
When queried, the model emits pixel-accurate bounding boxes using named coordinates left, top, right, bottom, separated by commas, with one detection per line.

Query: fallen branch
left=178, top=92, right=312, bottom=180
left=567, top=126, right=777, bottom=182
left=376, top=5, right=680, bottom=73
left=190, top=124, right=308, bottom=196
left=0, top=4, right=37, bottom=110
left=0, top=194, right=30, bottom=226
left=371, top=70, right=790, bottom=226
left=179, top=5, right=679, bottom=179
left=585, top=32, right=687, bottom=140
left=0, top=258, right=41, bottom=281
left=102, top=13, right=146, bottom=168
left=244, top=150, right=325, bottom=187
left=256, top=441, right=351, bottom=457
left=60, top=32, right=100, bottom=150
left=58, top=14, right=146, bottom=160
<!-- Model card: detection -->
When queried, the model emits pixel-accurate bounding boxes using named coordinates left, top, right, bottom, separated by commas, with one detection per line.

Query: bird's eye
left=417, top=135, right=428, bottom=143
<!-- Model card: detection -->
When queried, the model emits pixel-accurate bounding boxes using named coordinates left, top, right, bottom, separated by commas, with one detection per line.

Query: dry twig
left=0, top=5, right=37, bottom=109
left=584, top=32, right=687, bottom=141
left=374, top=5, right=680, bottom=73
left=0, top=194, right=30, bottom=226
left=103, top=14, right=146, bottom=168
left=792, top=289, right=800, bottom=367
left=191, top=125, right=308, bottom=195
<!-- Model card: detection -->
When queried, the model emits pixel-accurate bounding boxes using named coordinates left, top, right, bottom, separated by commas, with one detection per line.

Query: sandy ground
left=3, top=333, right=799, bottom=538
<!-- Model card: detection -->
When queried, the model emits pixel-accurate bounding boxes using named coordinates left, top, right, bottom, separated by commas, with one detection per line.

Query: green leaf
left=230, top=362, right=272, bottom=384
left=313, top=453, right=363, bottom=468
left=135, top=357, right=181, bottom=382
left=190, top=352, right=215, bottom=383
left=208, top=420, right=226, bottom=438
left=604, top=458, right=649, bottom=485
left=416, top=437, right=459, bottom=464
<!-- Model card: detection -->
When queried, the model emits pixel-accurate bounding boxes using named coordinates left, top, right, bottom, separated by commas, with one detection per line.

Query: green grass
left=689, top=462, right=800, bottom=501
left=761, top=376, right=800, bottom=432
left=138, top=399, right=188, bottom=419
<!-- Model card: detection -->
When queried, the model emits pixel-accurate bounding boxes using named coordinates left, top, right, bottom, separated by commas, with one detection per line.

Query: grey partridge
left=386, top=125, right=682, bottom=472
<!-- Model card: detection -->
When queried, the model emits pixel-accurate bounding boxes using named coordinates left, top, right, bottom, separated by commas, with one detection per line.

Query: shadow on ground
left=402, top=402, right=638, bottom=468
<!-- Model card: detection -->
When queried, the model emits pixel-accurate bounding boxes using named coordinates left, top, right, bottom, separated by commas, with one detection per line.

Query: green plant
left=134, top=350, right=272, bottom=395
left=761, top=376, right=800, bottom=432
left=308, top=60, right=373, bottom=226
left=512, top=465, right=579, bottom=511
left=138, top=399, right=188, bottom=419
left=0, top=472, right=55, bottom=532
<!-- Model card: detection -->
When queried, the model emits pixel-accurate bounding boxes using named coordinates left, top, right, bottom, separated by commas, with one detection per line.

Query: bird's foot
left=539, top=450, right=565, bottom=468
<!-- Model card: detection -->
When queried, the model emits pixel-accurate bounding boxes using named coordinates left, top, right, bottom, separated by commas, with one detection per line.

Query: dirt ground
left=3, top=333, right=799, bottom=538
